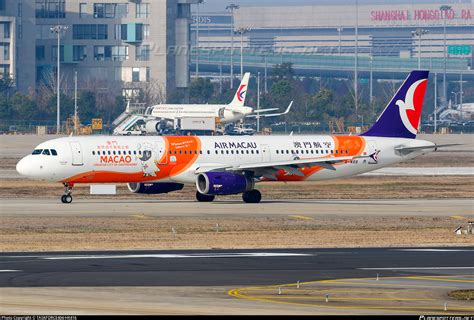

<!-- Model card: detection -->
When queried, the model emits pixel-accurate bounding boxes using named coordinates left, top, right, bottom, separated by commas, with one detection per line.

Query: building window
left=36, top=0, right=66, bottom=19
left=73, top=45, right=87, bottom=61
left=143, top=24, right=150, bottom=40
left=132, top=68, right=140, bottom=82
left=136, top=3, right=149, bottom=19
left=94, top=3, right=116, bottom=19
left=0, top=43, right=9, bottom=61
left=0, top=0, right=5, bottom=11
left=0, top=22, right=10, bottom=39
left=18, top=3, right=23, bottom=17
left=94, top=45, right=111, bottom=61
left=73, top=24, right=108, bottom=40
left=136, top=45, right=150, bottom=61
left=51, top=45, right=64, bottom=62
left=0, top=64, right=9, bottom=76
left=112, top=46, right=128, bottom=61
left=79, top=3, right=87, bottom=18
left=36, top=45, right=45, bottom=61
left=116, top=4, right=128, bottom=18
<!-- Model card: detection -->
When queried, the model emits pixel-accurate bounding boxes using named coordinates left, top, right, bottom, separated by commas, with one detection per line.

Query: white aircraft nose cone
left=16, top=157, right=30, bottom=177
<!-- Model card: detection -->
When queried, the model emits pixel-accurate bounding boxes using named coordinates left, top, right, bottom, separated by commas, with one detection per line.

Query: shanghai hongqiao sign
left=371, top=8, right=472, bottom=21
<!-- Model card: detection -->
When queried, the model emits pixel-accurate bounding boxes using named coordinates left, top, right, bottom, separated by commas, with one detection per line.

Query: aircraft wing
left=246, top=101, right=293, bottom=118
left=252, top=108, right=280, bottom=113
left=195, top=155, right=358, bottom=179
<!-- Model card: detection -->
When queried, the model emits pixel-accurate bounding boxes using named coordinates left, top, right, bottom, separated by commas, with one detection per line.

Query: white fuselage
left=16, top=135, right=435, bottom=185
left=150, top=104, right=253, bottom=123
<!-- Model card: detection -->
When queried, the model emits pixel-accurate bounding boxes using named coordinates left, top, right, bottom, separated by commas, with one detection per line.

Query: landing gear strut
left=61, top=183, right=74, bottom=204
left=242, top=189, right=262, bottom=204
left=196, top=191, right=215, bottom=202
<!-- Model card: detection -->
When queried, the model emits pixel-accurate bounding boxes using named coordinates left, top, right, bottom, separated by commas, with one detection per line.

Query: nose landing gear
left=61, top=183, right=74, bottom=204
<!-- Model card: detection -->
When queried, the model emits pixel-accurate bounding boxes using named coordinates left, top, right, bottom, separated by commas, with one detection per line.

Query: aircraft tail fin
left=362, top=70, right=429, bottom=139
left=230, top=72, right=250, bottom=107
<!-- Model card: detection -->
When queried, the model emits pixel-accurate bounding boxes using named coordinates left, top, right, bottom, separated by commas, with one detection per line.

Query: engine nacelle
left=196, top=172, right=254, bottom=196
left=128, top=182, right=184, bottom=194
left=145, top=120, right=161, bottom=134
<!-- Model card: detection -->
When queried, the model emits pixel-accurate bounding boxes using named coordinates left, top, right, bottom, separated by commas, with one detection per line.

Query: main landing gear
left=242, top=189, right=262, bottom=204
left=195, top=190, right=262, bottom=203
left=196, top=191, right=215, bottom=202
left=61, top=183, right=74, bottom=204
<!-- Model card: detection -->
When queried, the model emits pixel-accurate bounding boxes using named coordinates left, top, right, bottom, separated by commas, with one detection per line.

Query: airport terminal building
left=192, top=1, right=474, bottom=79
left=1, top=0, right=198, bottom=97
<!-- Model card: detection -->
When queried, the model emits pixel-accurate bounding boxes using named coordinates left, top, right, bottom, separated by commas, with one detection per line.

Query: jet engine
left=196, top=172, right=254, bottom=195
left=127, top=182, right=184, bottom=194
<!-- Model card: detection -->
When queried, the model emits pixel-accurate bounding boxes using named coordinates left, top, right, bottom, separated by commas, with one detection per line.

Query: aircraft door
left=261, top=144, right=271, bottom=162
left=69, top=141, right=84, bottom=166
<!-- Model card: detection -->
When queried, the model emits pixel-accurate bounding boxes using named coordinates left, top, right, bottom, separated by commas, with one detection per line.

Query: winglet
left=230, top=72, right=250, bottom=107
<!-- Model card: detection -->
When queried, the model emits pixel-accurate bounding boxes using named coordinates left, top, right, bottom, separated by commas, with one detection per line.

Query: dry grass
left=1, top=215, right=472, bottom=252
left=448, top=290, right=474, bottom=301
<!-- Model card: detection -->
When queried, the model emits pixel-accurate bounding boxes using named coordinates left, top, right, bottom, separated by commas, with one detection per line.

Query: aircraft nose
left=16, top=157, right=30, bottom=177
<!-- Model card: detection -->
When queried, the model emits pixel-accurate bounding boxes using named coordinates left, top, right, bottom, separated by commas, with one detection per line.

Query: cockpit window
left=32, top=149, right=43, bottom=155
left=42, top=149, right=51, bottom=155
left=51, top=149, right=57, bottom=156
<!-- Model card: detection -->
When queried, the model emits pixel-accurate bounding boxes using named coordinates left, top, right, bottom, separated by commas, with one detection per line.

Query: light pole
left=440, top=5, right=452, bottom=107
left=434, top=72, right=438, bottom=133
left=50, top=25, right=68, bottom=135
left=226, top=3, right=239, bottom=89
left=411, top=28, right=429, bottom=70
left=337, top=27, right=343, bottom=55
left=195, top=0, right=204, bottom=78
left=358, top=114, right=364, bottom=128
left=354, top=0, right=359, bottom=116
left=257, top=72, right=260, bottom=133
left=235, top=27, right=251, bottom=80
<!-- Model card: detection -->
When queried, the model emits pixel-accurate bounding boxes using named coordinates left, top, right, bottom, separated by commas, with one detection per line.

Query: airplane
left=143, top=73, right=291, bottom=133
left=16, top=70, right=455, bottom=204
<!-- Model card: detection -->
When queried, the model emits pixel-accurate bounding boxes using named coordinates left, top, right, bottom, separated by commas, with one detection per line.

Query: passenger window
left=92, top=151, right=95, bottom=155
left=276, top=150, right=279, bottom=154
left=256, top=150, right=259, bottom=154
left=42, top=149, right=50, bottom=156
left=226, top=150, right=229, bottom=154
left=32, top=149, right=43, bottom=155
left=51, top=149, right=57, bottom=156
left=200, top=150, right=202, bottom=154
left=286, top=150, right=289, bottom=154
left=251, top=150, right=254, bottom=154
left=207, top=151, right=210, bottom=155
left=184, top=151, right=187, bottom=155
left=215, top=150, right=218, bottom=154
left=221, top=150, right=224, bottom=154
left=231, top=150, right=234, bottom=154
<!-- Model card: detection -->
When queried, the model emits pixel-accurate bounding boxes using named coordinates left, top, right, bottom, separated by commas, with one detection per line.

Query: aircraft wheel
left=196, top=191, right=215, bottom=202
left=242, top=190, right=262, bottom=204
left=61, top=195, right=73, bottom=204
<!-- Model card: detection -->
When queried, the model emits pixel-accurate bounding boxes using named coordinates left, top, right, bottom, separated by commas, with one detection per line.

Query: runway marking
left=404, top=276, right=474, bottom=283
left=228, top=275, right=474, bottom=313
left=0, top=270, right=21, bottom=272
left=360, top=267, right=474, bottom=271
left=393, top=249, right=474, bottom=252
left=40, top=252, right=313, bottom=260
left=288, top=215, right=314, bottom=221
left=254, top=296, right=437, bottom=301
left=450, top=215, right=467, bottom=220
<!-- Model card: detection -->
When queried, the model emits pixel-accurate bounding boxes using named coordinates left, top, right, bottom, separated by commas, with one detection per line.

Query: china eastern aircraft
left=17, top=70, right=453, bottom=204
left=147, top=72, right=291, bottom=127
